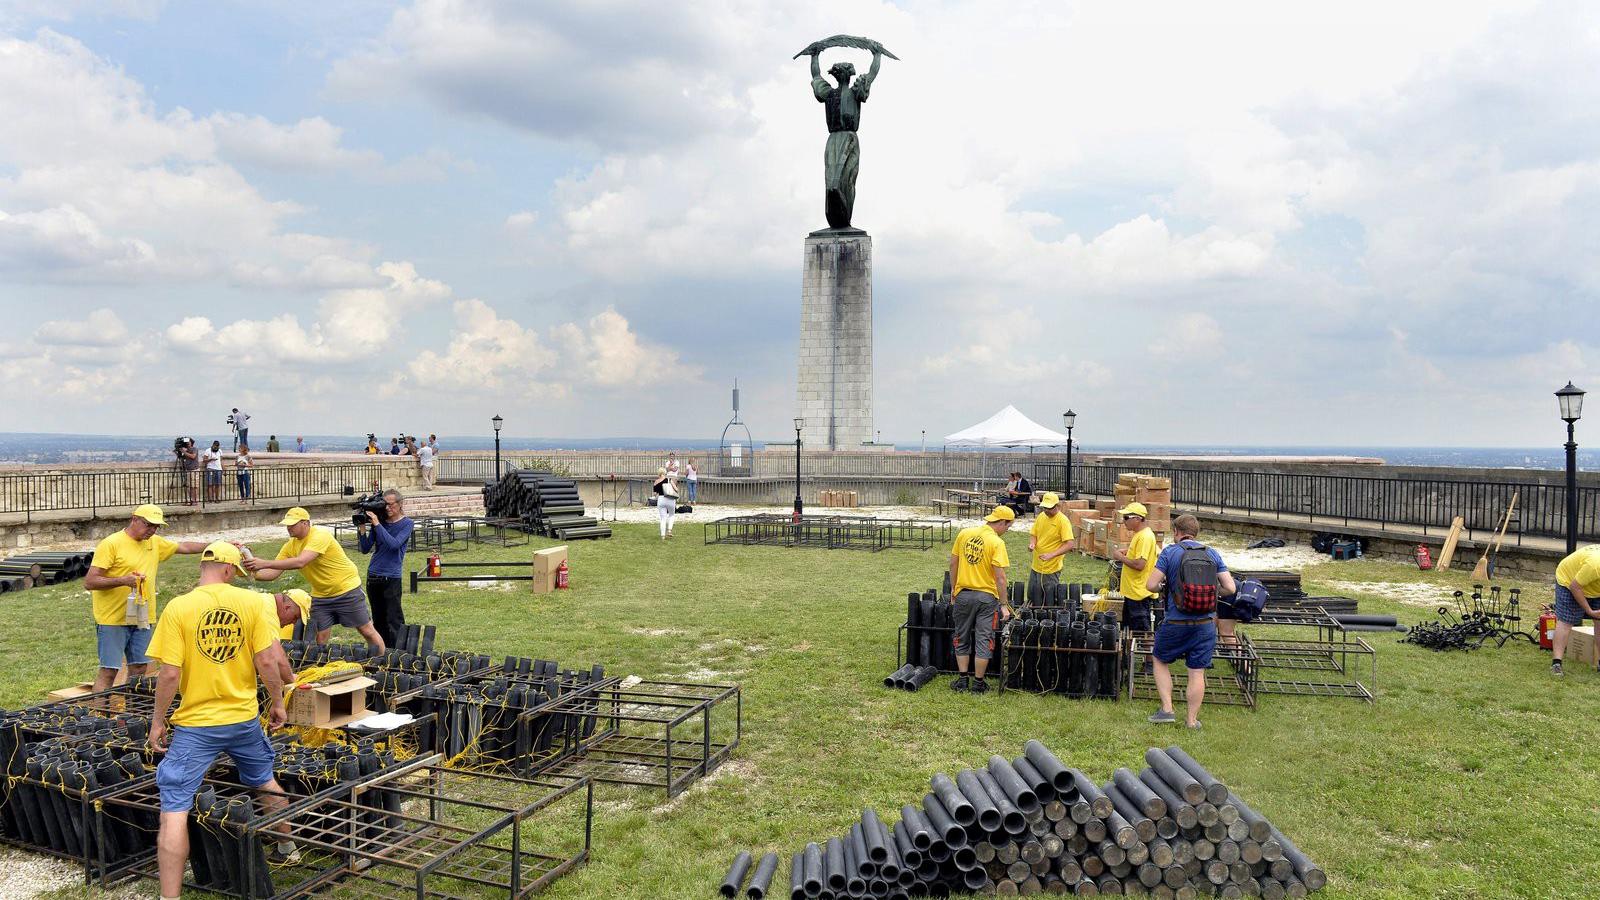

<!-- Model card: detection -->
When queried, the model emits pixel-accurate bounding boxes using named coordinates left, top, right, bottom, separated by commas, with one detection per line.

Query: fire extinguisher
left=555, top=560, right=569, bottom=590
left=1414, top=544, right=1433, bottom=570
left=1539, top=612, right=1556, bottom=650
left=427, top=553, right=441, bottom=578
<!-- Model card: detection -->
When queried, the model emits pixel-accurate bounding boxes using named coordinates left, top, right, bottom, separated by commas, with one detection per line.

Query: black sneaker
left=1552, top=659, right=1564, bottom=677
left=969, top=678, right=990, bottom=694
left=949, top=676, right=970, bottom=692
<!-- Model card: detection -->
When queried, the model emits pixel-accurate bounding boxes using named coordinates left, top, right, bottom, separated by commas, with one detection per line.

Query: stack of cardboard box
left=818, top=490, right=859, bottom=508
left=1071, top=473, right=1173, bottom=560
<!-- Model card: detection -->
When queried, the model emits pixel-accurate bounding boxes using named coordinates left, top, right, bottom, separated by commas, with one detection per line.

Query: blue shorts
left=1153, top=621, right=1217, bottom=669
left=96, top=624, right=152, bottom=669
left=1554, top=584, right=1595, bottom=625
left=205, top=470, right=223, bottom=485
left=1123, top=599, right=1153, bottom=632
left=157, top=719, right=275, bottom=812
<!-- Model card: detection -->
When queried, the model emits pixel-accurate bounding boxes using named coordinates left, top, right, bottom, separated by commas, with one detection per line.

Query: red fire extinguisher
left=1539, top=612, right=1556, bottom=650
left=427, top=553, right=441, bottom=578
left=1414, top=545, right=1433, bottom=570
left=555, top=560, right=569, bottom=590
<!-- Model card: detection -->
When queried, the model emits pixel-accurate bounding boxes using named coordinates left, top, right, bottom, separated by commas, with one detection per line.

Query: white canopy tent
left=944, top=406, right=1070, bottom=490
left=944, top=405, right=1069, bottom=448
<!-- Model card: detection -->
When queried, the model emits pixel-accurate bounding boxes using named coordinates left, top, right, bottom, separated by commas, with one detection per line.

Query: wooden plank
left=1435, top=516, right=1464, bottom=571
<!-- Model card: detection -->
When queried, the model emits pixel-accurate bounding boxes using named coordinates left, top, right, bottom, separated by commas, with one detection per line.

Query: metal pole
left=495, top=432, right=502, bottom=481
left=1566, top=420, right=1578, bottom=554
left=793, top=429, right=804, bottom=522
left=1066, top=427, right=1074, bottom=499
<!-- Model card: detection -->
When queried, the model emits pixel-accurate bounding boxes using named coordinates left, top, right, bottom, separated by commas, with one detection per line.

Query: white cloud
left=34, top=307, right=129, bottom=346
left=504, top=210, right=537, bottom=229
left=164, top=261, right=452, bottom=364
left=207, top=113, right=382, bottom=171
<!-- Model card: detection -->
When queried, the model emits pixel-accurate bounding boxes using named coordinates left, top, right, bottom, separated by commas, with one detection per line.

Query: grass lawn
left=3, top=520, right=1598, bottom=899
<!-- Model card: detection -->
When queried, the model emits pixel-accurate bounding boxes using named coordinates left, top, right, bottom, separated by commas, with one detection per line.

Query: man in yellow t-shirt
left=946, top=506, right=1015, bottom=694
left=245, top=506, right=385, bottom=652
left=1552, top=544, right=1600, bottom=675
left=1027, top=492, right=1076, bottom=603
left=1111, top=503, right=1162, bottom=631
left=147, top=541, right=293, bottom=896
left=82, top=504, right=207, bottom=692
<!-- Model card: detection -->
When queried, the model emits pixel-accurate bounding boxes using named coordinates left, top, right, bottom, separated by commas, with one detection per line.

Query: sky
left=0, top=0, right=1596, bottom=448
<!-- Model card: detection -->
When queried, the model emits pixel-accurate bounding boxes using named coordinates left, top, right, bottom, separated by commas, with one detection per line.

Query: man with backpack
left=1144, top=514, right=1236, bottom=728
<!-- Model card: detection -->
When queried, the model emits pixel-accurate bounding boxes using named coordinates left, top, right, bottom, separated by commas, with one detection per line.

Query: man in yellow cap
left=83, top=505, right=208, bottom=692
left=244, top=507, right=386, bottom=652
left=1552, top=544, right=1600, bottom=676
left=946, top=506, right=1015, bottom=694
left=1027, top=492, right=1076, bottom=602
left=147, top=541, right=294, bottom=896
left=1111, top=502, right=1162, bottom=670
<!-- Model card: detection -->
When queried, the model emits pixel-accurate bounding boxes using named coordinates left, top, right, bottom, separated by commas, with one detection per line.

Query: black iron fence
left=437, top=451, right=1063, bottom=483
left=0, top=463, right=384, bottom=521
left=1032, top=463, right=1600, bottom=543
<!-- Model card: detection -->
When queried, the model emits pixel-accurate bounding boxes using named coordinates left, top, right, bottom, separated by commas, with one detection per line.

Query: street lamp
left=793, top=417, right=805, bottom=522
left=921, top=429, right=926, bottom=453
left=1557, top=383, right=1585, bottom=553
left=1062, top=410, right=1077, bottom=500
left=491, top=414, right=504, bottom=480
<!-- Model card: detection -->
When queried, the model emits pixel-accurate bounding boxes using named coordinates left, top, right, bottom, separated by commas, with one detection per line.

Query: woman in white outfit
left=653, top=467, right=679, bottom=539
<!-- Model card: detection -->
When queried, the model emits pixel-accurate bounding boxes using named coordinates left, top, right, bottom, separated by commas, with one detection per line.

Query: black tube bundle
left=717, top=740, right=1327, bottom=898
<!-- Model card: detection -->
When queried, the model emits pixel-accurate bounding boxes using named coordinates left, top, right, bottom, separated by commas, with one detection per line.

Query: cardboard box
left=1095, top=500, right=1116, bottom=518
left=46, top=683, right=96, bottom=701
left=533, top=545, right=569, bottom=594
left=1570, top=626, right=1597, bottom=666
left=287, top=674, right=376, bottom=728
left=1062, top=499, right=1090, bottom=510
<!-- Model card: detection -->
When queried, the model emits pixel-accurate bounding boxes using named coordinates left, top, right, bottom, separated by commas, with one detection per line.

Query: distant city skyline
left=0, top=2, right=1595, bottom=447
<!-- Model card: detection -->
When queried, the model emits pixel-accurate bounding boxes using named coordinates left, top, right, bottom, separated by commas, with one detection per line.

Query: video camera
left=173, top=436, right=194, bottom=456
left=351, top=493, right=388, bottom=526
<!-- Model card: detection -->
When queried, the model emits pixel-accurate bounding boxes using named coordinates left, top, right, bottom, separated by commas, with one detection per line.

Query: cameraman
left=230, top=407, right=250, bottom=451
left=174, top=438, right=199, bottom=505
left=357, top=490, right=413, bottom=648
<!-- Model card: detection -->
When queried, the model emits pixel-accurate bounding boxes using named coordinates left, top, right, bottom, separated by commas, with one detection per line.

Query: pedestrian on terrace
left=653, top=467, right=678, bottom=540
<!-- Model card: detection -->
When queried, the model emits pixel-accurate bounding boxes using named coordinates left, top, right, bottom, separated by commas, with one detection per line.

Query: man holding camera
left=174, top=438, right=199, bottom=505
left=229, top=407, right=250, bottom=452
left=357, top=490, right=413, bottom=648
left=244, top=507, right=386, bottom=653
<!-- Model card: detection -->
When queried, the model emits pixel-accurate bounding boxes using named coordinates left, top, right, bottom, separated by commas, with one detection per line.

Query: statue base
left=797, top=229, right=873, bottom=451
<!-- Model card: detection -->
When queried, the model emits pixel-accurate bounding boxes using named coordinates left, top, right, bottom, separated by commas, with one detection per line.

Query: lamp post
left=1062, top=410, right=1077, bottom=500
left=793, top=417, right=805, bottom=523
left=1557, top=383, right=1585, bottom=553
left=491, top=414, right=504, bottom=480
left=921, top=429, right=926, bottom=453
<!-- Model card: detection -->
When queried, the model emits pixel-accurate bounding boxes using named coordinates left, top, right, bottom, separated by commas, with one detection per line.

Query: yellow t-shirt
left=952, top=525, right=1011, bottom=598
left=1119, top=527, right=1161, bottom=601
left=1030, top=512, right=1075, bottom=575
left=148, top=583, right=277, bottom=727
left=1556, top=546, right=1600, bottom=596
left=275, top=526, right=361, bottom=597
left=89, top=530, right=179, bottom=626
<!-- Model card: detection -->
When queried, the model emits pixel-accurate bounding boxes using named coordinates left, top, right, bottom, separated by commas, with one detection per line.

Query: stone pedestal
left=797, top=229, right=874, bottom=450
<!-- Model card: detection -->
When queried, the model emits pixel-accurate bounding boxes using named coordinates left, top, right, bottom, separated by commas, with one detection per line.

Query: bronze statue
left=794, top=36, right=899, bottom=231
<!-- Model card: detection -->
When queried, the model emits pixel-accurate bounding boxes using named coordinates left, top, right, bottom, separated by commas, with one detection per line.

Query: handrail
left=0, top=462, right=384, bottom=521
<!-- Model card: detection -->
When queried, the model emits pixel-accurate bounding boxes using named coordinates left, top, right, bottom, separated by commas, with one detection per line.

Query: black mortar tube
left=720, top=850, right=752, bottom=898
left=747, top=851, right=779, bottom=899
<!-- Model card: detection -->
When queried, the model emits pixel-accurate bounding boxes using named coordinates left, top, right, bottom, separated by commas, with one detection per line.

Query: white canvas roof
left=944, top=405, right=1069, bottom=448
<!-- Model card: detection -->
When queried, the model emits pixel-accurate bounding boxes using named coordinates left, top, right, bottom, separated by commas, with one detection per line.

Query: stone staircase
left=403, top=488, right=486, bottom=518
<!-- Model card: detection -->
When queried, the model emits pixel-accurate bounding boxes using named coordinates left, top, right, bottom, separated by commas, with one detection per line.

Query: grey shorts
left=952, top=589, right=1000, bottom=661
left=310, top=586, right=372, bottom=632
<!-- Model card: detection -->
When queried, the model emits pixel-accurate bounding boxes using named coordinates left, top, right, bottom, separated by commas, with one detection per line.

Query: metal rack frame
left=1126, top=632, right=1260, bottom=709
left=705, top=513, right=953, bottom=552
left=527, top=681, right=742, bottom=797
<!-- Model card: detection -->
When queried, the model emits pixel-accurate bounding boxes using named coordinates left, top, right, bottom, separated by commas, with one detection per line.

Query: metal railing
left=0, top=462, right=384, bottom=521
left=438, top=451, right=1065, bottom=483
left=1032, top=463, right=1600, bottom=543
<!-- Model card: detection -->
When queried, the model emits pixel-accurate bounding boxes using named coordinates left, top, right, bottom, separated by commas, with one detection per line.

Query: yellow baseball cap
left=132, top=504, right=166, bottom=526
left=985, top=506, right=1017, bottom=522
left=1119, top=502, right=1149, bottom=518
left=283, top=588, right=312, bottom=623
left=1038, top=492, right=1060, bottom=509
left=278, top=507, right=311, bottom=525
left=200, top=541, right=247, bottom=574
